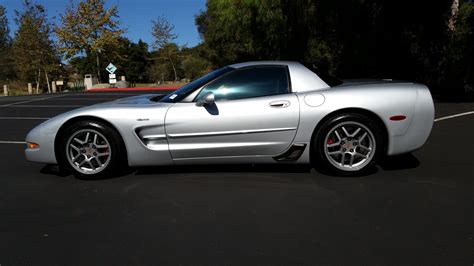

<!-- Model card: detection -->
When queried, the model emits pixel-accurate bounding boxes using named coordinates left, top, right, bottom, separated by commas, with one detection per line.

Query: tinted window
left=195, top=66, right=289, bottom=102
left=159, top=67, right=234, bottom=103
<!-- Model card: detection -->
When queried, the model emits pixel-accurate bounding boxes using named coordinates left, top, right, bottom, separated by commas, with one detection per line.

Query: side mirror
left=196, top=92, right=215, bottom=106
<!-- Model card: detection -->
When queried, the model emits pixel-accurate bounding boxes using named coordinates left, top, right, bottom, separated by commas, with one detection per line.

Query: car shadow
left=39, top=164, right=135, bottom=180
left=378, top=153, right=420, bottom=171
left=40, top=165, right=70, bottom=177
left=133, top=153, right=421, bottom=177
left=39, top=153, right=420, bottom=179
left=134, top=164, right=312, bottom=175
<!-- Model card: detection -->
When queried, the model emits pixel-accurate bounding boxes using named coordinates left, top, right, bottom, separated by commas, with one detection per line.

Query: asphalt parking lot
left=0, top=92, right=472, bottom=265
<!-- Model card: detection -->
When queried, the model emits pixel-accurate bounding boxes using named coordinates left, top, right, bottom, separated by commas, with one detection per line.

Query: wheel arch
left=309, top=108, right=389, bottom=163
left=54, top=115, right=128, bottom=164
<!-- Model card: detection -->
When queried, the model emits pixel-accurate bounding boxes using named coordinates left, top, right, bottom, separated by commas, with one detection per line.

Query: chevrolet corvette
left=25, top=61, right=434, bottom=178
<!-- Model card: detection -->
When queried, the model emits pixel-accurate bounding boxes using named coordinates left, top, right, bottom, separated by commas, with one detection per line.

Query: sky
left=0, top=0, right=207, bottom=48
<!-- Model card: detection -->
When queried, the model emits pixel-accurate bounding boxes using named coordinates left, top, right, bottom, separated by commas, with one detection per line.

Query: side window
left=195, top=66, right=289, bottom=102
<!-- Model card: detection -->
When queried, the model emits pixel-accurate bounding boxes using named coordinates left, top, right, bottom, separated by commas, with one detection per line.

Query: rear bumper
left=387, top=85, right=434, bottom=155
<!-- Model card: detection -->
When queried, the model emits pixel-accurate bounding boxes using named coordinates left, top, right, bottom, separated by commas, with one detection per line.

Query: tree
left=195, top=0, right=286, bottom=66
left=124, top=39, right=150, bottom=84
left=0, top=5, right=14, bottom=82
left=101, top=37, right=151, bottom=84
left=0, top=5, right=11, bottom=50
left=151, top=16, right=179, bottom=81
left=12, top=0, right=59, bottom=92
left=181, top=55, right=211, bottom=80
left=197, top=0, right=468, bottom=93
left=56, top=0, right=125, bottom=82
left=147, top=61, right=172, bottom=83
left=180, top=45, right=212, bottom=80
left=68, top=37, right=152, bottom=84
left=147, top=43, right=182, bottom=82
left=448, top=0, right=460, bottom=31
left=441, top=0, right=474, bottom=93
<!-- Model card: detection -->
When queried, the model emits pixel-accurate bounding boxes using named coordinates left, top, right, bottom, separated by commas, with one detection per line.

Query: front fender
left=25, top=120, right=58, bottom=164
left=25, top=103, right=175, bottom=167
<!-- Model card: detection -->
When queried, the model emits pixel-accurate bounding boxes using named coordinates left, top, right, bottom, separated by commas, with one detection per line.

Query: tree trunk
left=449, top=0, right=460, bottom=32
left=465, top=43, right=473, bottom=90
left=45, top=70, right=51, bottom=93
left=168, top=56, right=178, bottom=81
left=96, top=53, right=102, bottom=83
left=36, top=69, right=41, bottom=94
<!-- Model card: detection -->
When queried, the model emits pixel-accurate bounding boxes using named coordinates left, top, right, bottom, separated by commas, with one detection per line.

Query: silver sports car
left=25, top=61, right=434, bottom=178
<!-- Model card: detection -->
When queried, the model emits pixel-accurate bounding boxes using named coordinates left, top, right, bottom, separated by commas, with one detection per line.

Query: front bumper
left=25, top=126, right=58, bottom=164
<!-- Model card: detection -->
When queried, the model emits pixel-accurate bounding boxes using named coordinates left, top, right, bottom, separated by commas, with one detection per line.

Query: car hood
left=31, top=94, right=172, bottom=135
left=98, top=94, right=166, bottom=105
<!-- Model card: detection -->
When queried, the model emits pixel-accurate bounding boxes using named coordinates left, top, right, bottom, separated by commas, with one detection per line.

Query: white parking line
left=0, top=117, right=50, bottom=120
left=47, top=97, right=121, bottom=100
left=0, top=141, right=26, bottom=144
left=434, top=111, right=474, bottom=122
left=85, top=93, right=141, bottom=96
left=0, top=95, right=66, bottom=107
left=5, top=105, right=85, bottom=108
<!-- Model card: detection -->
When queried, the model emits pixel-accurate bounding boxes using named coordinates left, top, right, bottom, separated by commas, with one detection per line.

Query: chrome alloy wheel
left=323, top=121, right=376, bottom=171
left=65, top=129, right=112, bottom=175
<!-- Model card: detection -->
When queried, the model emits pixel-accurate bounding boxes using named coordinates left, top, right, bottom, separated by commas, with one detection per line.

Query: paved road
left=0, top=92, right=472, bottom=265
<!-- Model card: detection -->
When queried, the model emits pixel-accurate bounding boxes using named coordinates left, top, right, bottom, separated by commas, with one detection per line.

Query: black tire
left=312, top=113, right=384, bottom=176
left=56, top=120, right=127, bottom=179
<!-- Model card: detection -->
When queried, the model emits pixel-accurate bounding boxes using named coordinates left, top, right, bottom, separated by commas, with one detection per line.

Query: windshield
left=159, top=67, right=234, bottom=103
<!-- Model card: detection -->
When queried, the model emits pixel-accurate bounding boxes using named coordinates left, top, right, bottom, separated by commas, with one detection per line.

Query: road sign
left=106, top=63, right=117, bottom=74
left=109, top=73, right=117, bottom=84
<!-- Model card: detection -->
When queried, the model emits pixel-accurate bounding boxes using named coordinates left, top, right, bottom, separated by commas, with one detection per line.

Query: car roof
left=229, top=61, right=301, bottom=69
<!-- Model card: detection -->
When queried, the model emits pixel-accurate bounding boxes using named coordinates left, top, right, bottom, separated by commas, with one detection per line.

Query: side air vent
left=135, top=126, right=168, bottom=150
left=273, top=144, right=307, bottom=161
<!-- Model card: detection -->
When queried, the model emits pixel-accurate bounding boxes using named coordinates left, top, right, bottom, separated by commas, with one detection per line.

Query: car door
left=164, top=65, right=300, bottom=159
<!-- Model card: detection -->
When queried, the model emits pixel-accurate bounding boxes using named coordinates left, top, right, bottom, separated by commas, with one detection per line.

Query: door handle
left=269, top=100, right=290, bottom=108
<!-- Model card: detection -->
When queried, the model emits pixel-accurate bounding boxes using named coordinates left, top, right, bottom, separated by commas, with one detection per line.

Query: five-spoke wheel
left=313, top=113, right=383, bottom=176
left=324, top=121, right=376, bottom=171
left=66, top=129, right=112, bottom=175
left=57, top=120, right=126, bottom=179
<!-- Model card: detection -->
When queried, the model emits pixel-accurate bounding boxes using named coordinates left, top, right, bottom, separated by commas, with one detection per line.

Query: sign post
left=105, top=63, right=117, bottom=85
left=109, top=73, right=117, bottom=84
left=105, top=63, right=117, bottom=74
left=52, top=81, right=57, bottom=93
